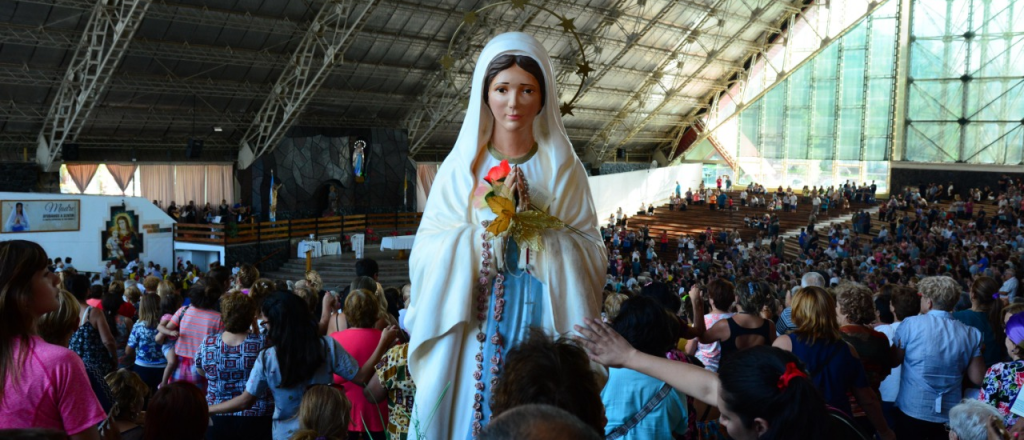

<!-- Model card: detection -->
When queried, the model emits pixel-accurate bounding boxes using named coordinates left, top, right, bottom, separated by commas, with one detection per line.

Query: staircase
left=261, top=252, right=411, bottom=291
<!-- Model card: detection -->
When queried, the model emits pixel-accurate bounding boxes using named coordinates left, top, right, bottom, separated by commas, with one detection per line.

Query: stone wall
left=250, top=127, right=417, bottom=220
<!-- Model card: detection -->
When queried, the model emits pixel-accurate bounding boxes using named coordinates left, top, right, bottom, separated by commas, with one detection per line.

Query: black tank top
left=719, top=316, right=771, bottom=357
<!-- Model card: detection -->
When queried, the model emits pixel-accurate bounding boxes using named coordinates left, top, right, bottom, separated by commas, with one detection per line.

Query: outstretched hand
left=574, top=317, right=637, bottom=369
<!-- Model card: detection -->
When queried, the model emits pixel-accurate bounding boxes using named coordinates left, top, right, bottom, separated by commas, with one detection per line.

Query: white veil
left=406, top=32, right=607, bottom=438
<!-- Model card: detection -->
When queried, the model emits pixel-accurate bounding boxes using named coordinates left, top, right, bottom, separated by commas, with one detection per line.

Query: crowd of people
left=5, top=175, right=1024, bottom=440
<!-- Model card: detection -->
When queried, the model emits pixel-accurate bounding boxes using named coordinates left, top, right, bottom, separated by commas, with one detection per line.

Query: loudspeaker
left=616, top=148, right=625, bottom=159
left=61, top=143, right=80, bottom=161
left=186, top=139, right=204, bottom=159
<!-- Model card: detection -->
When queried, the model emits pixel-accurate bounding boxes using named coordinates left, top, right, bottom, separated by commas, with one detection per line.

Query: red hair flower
left=484, top=160, right=511, bottom=184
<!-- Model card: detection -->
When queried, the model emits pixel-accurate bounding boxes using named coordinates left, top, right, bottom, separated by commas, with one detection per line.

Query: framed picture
left=0, top=200, right=81, bottom=233
left=101, top=207, right=145, bottom=268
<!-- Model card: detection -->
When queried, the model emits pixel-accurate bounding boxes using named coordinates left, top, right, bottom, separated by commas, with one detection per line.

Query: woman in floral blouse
left=365, top=343, right=415, bottom=440
left=980, top=311, right=1024, bottom=428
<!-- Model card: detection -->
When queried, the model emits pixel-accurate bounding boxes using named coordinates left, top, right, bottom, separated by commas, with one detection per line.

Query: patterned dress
left=376, top=344, right=415, bottom=440
left=69, top=306, right=114, bottom=377
left=980, top=360, right=1024, bottom=428
left=114, top=315, right=132, bottom=369
left=195, top=332, right=273, bottom=417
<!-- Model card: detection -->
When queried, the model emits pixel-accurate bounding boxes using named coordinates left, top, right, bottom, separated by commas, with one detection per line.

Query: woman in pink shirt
left=330, top=289, right=388, bottom=438
left=0, top=240, right=106, bottom=438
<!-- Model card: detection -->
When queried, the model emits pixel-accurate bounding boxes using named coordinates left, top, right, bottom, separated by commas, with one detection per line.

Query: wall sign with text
left=1, top=200, right=81, bottom=233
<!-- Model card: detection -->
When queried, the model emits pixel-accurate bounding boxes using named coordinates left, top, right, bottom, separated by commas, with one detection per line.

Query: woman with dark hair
left=691, top=278, right=776, bottom=359
left=954, top=276, right=1005, bottom=367
left=0, top=240, right=106, bottom=438
left=330, top=289, right=387, bottom=439
left=875, top=286, right=920, bottom=423
left=577, top=317, right=863, bottom=440
left=690, top=279, right=736, bottom=372
left=489, top=329, right=604, bottom=435
left=144, top=381, right=208, bottom=440
left=166, top=278, right=226, bottom=390
left=101, top=290, right=133, bottom=369
left=602, top=296, right=688, bottom=439
left=209, top=292, right=396, bottom=440
left=67, top=274, right=117, bottom=377
left=773, top=286, right=895, bottom=439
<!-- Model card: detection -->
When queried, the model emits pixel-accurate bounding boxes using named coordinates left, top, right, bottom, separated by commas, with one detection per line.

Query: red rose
left=484, top=160, right=511, bottom=184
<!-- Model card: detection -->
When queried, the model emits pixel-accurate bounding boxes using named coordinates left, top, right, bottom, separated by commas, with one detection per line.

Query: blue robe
left=468, top=238, right=546, bottom=437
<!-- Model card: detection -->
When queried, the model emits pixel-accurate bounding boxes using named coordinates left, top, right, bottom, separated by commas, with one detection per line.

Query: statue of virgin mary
left=406, top=32, right=607, bottom=439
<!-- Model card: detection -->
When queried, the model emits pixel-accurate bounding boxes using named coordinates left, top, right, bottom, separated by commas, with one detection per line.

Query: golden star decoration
left=560, top=102, right=575, bottom=116
left=463, top=11, right=478, bottom=25
left=439, top=55, right=455, bottom=71
left=559, top=17, right=576, bottom=33
left=510, top=0, right=529, bottom=10
left=576, top=61, right=594, bottom=77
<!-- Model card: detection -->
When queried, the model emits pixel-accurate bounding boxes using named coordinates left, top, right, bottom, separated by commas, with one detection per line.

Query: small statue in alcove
left=328, top=185, right=341, bottom=215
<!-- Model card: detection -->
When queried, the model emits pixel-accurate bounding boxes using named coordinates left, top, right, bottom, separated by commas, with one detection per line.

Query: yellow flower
left=485, top=195, right=515, bottom=236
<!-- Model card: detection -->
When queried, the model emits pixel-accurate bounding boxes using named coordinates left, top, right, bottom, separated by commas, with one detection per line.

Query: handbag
left=606, top=383, right=673, bottom=440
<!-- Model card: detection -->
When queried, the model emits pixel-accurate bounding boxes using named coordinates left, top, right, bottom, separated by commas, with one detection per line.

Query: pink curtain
left=140, top=165, right=174, bottom=208
left=204, top=165, right=234, bottom=205
left=105, top=164, right=138, bottom=195
left=174, top=165, right=206, bottom=206
left=415, top=163, right=439, bottom=212
left=65, top=164, right=99, bottom=194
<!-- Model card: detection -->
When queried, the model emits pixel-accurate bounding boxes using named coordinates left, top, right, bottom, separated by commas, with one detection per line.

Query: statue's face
left=487, top=64, right=542, bottom=135
left=118, top=218, right=128, bottom=230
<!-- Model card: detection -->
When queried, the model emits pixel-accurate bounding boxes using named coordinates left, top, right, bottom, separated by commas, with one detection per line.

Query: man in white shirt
left=126, top=257, right=141, bottom=272
left=1000, top=268, right=1019, bottom=302
left=811, top=196, right=821, bottom=215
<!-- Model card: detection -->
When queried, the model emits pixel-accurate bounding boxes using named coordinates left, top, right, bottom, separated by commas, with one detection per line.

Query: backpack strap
left=606, top=383, right=674, bottom=440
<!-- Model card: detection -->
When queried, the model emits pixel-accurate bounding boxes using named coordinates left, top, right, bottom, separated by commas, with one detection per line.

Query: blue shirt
left=893, top=310, right=982, bottom=422
left=126, top=321, right=167, bottom=367
left=602, top=368, right=688, bottom=440
left=245, top=335, right=359, bottom=440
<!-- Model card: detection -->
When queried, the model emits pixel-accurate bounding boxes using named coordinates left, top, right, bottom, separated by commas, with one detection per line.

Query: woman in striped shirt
left=166, top=267, right=229, bottom=392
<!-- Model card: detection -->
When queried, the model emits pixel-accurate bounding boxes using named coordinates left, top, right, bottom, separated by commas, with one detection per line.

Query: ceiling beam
left=0, top=25, right=714, bottom=106
left=237, top=0, right=379, bottom=169
left=35, top=0, right=151, bottom=170
left=587, top=0, right=776, bottom=160
left=668, top=0, right=891, bottom=164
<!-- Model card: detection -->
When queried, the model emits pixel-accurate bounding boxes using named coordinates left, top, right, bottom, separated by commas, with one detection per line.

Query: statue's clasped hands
left=506, top=166, right=530, bottom=213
